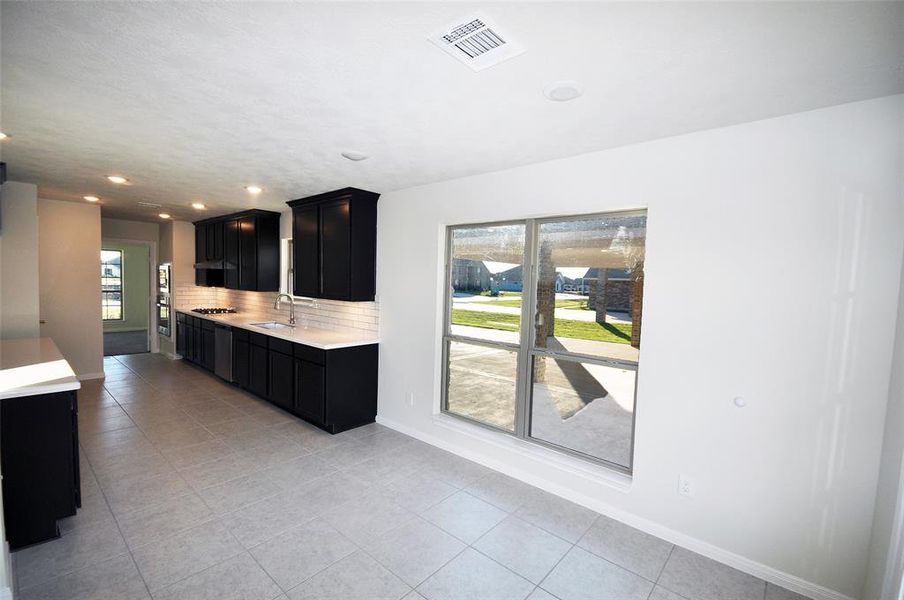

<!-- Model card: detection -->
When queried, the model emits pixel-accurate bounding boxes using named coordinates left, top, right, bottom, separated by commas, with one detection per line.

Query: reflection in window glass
left=445, top=340, right=517, bottom=432
left=534, top=215, right=645, bottom=361
left=530, top=356, right=636, bottom=468
left=448, top=224, right=525, bottom=345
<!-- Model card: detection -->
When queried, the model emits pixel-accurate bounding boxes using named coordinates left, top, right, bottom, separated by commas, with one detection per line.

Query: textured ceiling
left=1, top=1, right=902, bottom=222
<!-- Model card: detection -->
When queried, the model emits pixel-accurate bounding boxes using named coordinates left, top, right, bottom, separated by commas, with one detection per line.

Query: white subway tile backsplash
left=173, top=285, right=379, bottom=335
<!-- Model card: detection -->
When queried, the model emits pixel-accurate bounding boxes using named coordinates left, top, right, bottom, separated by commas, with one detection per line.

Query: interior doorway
left=101, top=239, right=155, bottom=356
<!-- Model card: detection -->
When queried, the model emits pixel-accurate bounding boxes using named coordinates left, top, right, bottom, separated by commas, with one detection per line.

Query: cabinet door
left=176, top=323, right=186, bottom=356
left=294, top=359, right=325, bottom=424
left=239, top=217, right=257, bottom=291
left=224, top=219, right=240, bottom=289
left=201, top=329, right=216, bottom=371
left=206, top=222, right=223, bottom=261
left=249, top=343, right=269, bottom=398
left=268, top=351, right=294, bottom=410
left=193, top=326, right=203, bottom=363
left=320, top=199, right=351, bottom=299
left=293, top=205, right=320, bottom=297
left=233, top=339, right=250, bottom=389
left=195, top=224, right=207, bottom=263
left=185, top=324, right=194, bottom=361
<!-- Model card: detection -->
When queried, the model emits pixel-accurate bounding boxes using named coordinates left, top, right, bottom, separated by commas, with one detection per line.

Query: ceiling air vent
left=137, top=202, right=162, bottom=208
left=428, top=12, right=524, bottom=71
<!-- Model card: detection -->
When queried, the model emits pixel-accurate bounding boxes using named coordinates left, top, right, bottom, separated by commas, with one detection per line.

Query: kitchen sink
left=250, top=321, right=294, bottom=330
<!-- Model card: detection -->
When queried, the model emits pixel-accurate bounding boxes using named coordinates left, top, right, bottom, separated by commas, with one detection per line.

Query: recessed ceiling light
left=341, top=150, right=368, bottom=162
left=159, top=213, right=171, bottom=219
left=543, top=80, right=584, bottom=102
left=83, top=195, right=100, bottom=202
left=245, top=185, right=262, bottom=195
left=107, top=175, right=129, bottom=184
left=191, top=202, right=206, bottom=210
left=0, top=132, right=9, bottom=140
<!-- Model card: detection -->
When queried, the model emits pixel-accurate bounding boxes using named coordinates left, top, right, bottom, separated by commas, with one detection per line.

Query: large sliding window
left=442, top=211, right=646, bottom=472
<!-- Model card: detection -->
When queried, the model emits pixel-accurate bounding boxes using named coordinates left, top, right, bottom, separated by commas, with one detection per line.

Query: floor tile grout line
left=656, top=544, right=676, bottom=584
left=72, top=436, right=156, bottom=600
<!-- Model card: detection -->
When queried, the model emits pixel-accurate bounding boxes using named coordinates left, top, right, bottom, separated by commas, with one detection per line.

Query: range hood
left=193, top=259, right=225, bottom=269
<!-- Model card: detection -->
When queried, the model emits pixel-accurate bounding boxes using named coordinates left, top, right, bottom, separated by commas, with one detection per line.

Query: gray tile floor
left=13, top=354, right=812, bottom=600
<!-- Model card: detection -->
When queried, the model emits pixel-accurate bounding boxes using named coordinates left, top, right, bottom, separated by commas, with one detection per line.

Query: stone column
left=631, top=263, right=644, bottom=348
left=594, top=269, right=609, bottom=325
left=534, top=242, right=556, bottom=382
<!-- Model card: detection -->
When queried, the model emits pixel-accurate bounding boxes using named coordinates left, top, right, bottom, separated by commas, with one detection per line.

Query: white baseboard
left=159, top=350, right=181, bottom=360
left=0, top=586, right=12, bottom=600
left=77, top=372, right=105, bottom=381
left=376, top=414, right=857, bottom=600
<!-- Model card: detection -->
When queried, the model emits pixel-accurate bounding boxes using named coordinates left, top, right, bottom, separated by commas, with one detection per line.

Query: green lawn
left=476, top=298, right=589, bottom=310
left=451, top=309, right=632, bottom=344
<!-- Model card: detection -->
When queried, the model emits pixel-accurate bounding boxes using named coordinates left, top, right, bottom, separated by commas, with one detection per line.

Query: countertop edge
left=175, top=310, right=380, bottom=350
left=1, top=379, right=81, bottom=401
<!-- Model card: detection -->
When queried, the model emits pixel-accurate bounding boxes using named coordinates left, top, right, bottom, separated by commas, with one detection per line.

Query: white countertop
left=178, top=311, right=380, bottom=350
left=0, top=338, right=81, bottom=399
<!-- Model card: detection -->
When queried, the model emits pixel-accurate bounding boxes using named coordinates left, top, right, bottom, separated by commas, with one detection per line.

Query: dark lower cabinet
left=1, top=390, right=80, bottom=549
left=294, top=359, right=325, bottom=424
left=233, top=336, right=250, bottom=388
left=269, top=350, right=294, bottom=410
left=175, top=311, right=377, bottom=434
left=249, top=343, right=269, bottom=399
left=201, top=326, right=215, bottom=371
left=176, top=313, right=186, bottom=356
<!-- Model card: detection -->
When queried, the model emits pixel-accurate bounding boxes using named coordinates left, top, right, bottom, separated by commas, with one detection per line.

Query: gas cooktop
left=191, top=307, right=237, bottom=315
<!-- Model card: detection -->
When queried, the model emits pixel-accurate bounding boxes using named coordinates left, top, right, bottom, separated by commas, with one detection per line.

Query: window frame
left=101, top=248, right=124, bottom=322
left=440, top=210, right=646, bottom=475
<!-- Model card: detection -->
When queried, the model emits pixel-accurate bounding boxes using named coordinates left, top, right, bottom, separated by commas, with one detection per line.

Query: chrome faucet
left=274, top=293, right=296, bottom=326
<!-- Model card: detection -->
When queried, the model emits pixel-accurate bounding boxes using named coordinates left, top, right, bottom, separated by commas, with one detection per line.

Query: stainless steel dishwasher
left=214, top=324, right=233, bottom=382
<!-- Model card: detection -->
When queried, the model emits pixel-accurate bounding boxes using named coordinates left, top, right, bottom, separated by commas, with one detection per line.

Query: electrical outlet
left=678, top=475, right=695, bottom=498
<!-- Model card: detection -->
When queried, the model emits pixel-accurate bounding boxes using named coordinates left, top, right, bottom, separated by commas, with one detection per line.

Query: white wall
left=0, top=181, right=40, bottom=339
left=863, top=247, right=904, bottom=600
left=375, top=96, right=904, bottom=600
left=101, top=217, right=159, bottom=244
left=38, top=198, right=103, bottom=378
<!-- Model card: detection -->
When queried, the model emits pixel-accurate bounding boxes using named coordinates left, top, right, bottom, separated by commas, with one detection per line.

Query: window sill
left=431, top=412, right=633, bottom=493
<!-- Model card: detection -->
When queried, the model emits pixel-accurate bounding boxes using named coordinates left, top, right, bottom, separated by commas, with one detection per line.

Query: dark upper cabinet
left=238, top=217, right=257, bottom=290
left=320, top=199, right=352, bottom=299
left=287, top=187, right=378, bottom=301
left=194, top=210, right=280, bottom=292
left=293, top=204, right=319, bottom=297
left=224, top=218, right=240, bottom=289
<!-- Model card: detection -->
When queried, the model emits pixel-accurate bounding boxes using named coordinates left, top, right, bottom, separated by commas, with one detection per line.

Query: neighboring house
left=494, top=265, right=523, bottom=292
left=450, top=258, right=492, bottom=292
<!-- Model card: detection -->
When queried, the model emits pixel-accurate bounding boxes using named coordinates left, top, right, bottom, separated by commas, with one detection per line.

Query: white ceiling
left=1, top=1, right=902, bottom=222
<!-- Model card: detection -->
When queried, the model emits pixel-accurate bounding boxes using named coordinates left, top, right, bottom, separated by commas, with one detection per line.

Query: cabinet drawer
left=232, top=328, right=249, bottom=341
left=201, top=320, right=215, bottom=331
left=250, top=332, right=270, bottom=348
left=294, top=343, right=325, bottom=365
left=176, top=312, right=186, bottom=323
left=269, top=337, right=293, bottom=356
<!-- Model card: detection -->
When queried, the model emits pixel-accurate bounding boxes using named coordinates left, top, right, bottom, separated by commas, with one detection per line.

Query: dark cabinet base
left=1, top=390, right=80, bottom=550
left=175, top=312, right=378, bottom=435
